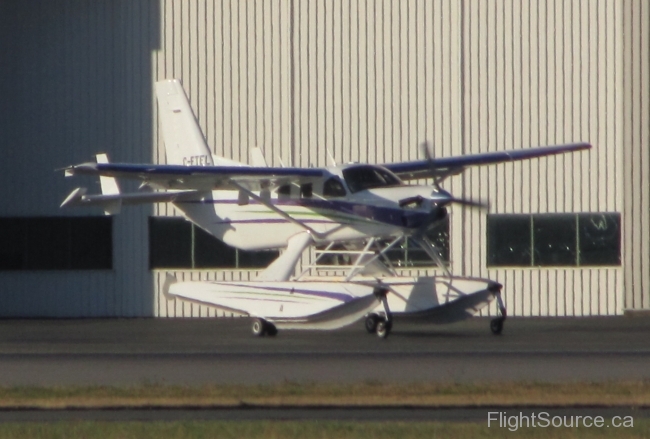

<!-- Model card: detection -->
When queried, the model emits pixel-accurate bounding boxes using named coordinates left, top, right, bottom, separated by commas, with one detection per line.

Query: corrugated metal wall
left=0, top=1, right=160, bottom=316
left=152, top=0, right=642, bottom=318
left=468, top=0, right=623, bottom=317
left=623, top=0, right=650, bottom=313
left=1, top=0, right=647, bottom=317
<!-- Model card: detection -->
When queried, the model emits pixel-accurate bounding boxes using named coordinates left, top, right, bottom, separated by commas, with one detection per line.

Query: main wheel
left=266, top=323, right=278, bottom=337
left=490, top=318, right=504, bottom=335
left=365, top=314, right=379, bottom=334
left=251, top=318, right=266, bottom=337
left=376, top=319, right=392, bottom=339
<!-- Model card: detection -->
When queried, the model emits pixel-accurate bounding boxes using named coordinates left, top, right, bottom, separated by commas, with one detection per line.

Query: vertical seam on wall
left=459, top=0, right=465, bottom=275
left=290, top=0, right=295, bottom=166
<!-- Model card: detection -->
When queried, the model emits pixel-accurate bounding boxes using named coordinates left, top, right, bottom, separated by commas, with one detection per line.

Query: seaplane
left=60, top=79, right=591, bottom=339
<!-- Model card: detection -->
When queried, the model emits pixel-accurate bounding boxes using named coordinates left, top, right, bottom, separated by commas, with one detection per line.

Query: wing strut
left=256, top=232, right=313, bottom=281
left=228, top=180, right=329, bottom=240
left=411, top=235, right=451, bottom=278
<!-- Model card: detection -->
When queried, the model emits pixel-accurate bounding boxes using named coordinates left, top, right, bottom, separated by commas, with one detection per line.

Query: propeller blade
left=446, top=197, right=489, bottom=210
left=430, top=189, right=490, bottom=210
left=419, top=141, right=434, bottom=163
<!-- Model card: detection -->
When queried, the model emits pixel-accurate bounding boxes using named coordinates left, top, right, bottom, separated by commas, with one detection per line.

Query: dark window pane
left=322, top=177, right=347, bottom=198
left=25, top=217, right=69, bottom=269
left=1, top=217, right=113, bottom=271
left=533, top=214, right=576, bottom=266
left=300, top=183, right=313, bottom=198
left=487, top=215, right=532, bottom=266
left=578, top=213, right=621, bottom=266
left=69, top=217, right=112, bottom=269
left=342, top=165, right=401, bottom=193
left=149, top=217, right=192, bottom=268
left=0, top=218, right=26, bottom=269
left=427, top=218, right=450, bottom=263
left=193, top=225, right=237, bottom=268
left=379, top=217, right=450, bottom=267
left=237, top=249, right=280, bottom=268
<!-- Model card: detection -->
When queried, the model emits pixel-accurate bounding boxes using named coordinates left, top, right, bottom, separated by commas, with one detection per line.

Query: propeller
left=419, top=141, right=441, bottom=191
left=395, top=141, right=489, bottom=274
left=417, top=139, right=489, bottom=211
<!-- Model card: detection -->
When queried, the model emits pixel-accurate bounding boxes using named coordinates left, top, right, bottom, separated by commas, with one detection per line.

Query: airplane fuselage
left=172, top=164, right=449, bottom=250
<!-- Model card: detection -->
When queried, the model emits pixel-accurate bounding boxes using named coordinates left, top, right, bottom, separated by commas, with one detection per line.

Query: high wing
left=383, top=142, right=591, bottom=181
left=64, top=162, right=326, bottom=191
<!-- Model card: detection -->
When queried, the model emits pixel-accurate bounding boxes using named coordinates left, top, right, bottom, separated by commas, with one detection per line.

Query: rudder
left=155, top=79, right=214, bottom=166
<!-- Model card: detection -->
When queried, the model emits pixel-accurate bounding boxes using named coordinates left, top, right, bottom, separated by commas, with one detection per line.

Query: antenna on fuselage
left=327, top=149, right=337, bottom=167
left=419, top=140, right=442, bottom=191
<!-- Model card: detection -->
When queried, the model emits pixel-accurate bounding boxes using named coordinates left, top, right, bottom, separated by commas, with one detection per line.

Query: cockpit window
left=342, top=166, right=402, bottom=193
left=323, top=177, right=347, bottom=198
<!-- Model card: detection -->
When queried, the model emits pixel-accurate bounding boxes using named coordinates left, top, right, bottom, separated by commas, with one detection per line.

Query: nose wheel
left=490, top=317, right=504, bottom=335
left=375, top=318, right=392, bottom=339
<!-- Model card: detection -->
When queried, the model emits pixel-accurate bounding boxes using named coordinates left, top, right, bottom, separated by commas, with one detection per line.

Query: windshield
left=342, top=165, right=402, bottom=193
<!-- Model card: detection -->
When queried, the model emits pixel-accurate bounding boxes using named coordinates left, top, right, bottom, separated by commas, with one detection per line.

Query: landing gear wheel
left=490, top=317, right=504, bottom=335
left=376, top=319, right=392, bottom=339
left=266, top=323, right=278, bottom=337
left=251, top=318, right=266, bottom=337
left=365, top=314, right=379, bottom=334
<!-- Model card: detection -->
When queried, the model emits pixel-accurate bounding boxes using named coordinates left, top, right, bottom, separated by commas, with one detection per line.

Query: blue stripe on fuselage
left=178, top=197, right=428, bottom=229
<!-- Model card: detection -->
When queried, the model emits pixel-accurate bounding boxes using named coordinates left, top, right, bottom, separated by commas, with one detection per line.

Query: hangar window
left=149, top=217, right=279, bottom=269
left=487, top=213, right=620, bottom=267
left=0, top=216, right=112, bottom=270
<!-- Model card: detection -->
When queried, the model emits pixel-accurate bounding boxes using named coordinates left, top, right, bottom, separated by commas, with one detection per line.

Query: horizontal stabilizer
left=60, top=188, right=199, bottom=214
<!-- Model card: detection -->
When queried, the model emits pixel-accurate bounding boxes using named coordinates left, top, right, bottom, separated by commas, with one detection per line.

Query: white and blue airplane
left=61, top=79, right=591, bottom=338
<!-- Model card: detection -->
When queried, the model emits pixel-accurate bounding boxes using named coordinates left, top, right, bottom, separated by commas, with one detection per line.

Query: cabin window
left=0, top=216, right=112, bottom=270
left=149, top=217, right=278, bottom=269
left=322, top=177, right=347, bottom=198
left=342, top=166, right=402, bottom=193
left=277, top=185, right=291, bottom=196
left=487, top=213, right=621, bottom=267
left=300, top=183, right=313, bottom=198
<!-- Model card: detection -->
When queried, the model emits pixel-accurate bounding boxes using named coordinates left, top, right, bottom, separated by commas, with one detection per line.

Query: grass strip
left=0, top=420, right=649, bottom=439
left=0, top=381, right=649, bottom=409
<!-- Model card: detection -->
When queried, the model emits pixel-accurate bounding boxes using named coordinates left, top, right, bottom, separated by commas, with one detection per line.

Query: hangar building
left=0, top=0, right=648, bottom=317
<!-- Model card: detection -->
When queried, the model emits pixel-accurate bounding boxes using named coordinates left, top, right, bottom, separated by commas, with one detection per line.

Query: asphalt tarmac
left=0, top=316, right=649, bottom=386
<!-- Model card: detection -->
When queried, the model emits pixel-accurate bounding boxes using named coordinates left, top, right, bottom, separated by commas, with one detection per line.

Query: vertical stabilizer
left=155, top=79, right=214, bottom=166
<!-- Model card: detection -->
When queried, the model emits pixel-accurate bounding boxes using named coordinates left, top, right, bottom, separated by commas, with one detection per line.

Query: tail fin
left=155, top=79, right=214, bottom=166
